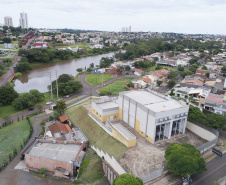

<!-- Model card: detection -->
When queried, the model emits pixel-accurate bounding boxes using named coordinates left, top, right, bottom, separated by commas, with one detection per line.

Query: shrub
left=40, top=168, right=47, bottom=174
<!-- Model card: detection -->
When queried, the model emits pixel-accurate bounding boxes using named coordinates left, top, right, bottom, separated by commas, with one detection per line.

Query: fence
left=91, top=145, right=126, bottom=175
left=141, top=167, right=165, bottom=184
left=186, top=121, right=219, bottom=152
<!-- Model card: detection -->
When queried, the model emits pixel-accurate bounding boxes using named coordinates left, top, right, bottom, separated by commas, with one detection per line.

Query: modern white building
left=118, top=90, right=189, bottom=144
left=20, top=12, right=28, bottom=29
left=4, top=16, right=13, bottom=27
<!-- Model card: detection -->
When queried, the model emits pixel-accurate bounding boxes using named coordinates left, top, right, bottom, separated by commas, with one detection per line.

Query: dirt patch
left=118, top=121, right=204, bottom=180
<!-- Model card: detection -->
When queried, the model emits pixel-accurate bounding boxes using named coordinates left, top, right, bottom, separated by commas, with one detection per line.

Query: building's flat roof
left=112, top=123, right=136, bottom=140
left=27, top=142, right=82, bottom=162
left=96, top=101, right=119, bottom=110
left=123, top=91, right=166, bottom=105
left=145, top=100, right=183, bottom=112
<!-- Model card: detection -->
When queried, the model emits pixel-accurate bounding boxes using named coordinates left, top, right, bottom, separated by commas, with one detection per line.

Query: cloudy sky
left=1, top=0, right=226, bottom=34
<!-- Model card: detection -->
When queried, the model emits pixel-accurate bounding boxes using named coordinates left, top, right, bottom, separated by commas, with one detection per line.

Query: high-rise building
left=4, top=16, right=13, bottom=27
left=19, top=12, right=28, bottom=29
left=129, top=25, right=131, bottom=32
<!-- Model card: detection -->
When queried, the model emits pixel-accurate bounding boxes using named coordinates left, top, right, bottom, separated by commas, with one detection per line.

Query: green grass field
left=73, top=148, right=106, bottom=185
left=65, top=102, right=127, bottom=160
left=0, top=119, right=30, bottom=166
left=49, top=43, right=91, bottom=50
left=98, top=78, right=133, bottom=95
left=86, top=73, right=114, bottom=86
left=144, top=66, right=176, bottom=72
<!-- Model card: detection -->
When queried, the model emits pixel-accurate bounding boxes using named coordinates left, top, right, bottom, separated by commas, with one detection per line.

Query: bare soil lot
left=118, top=121, right=204, bottom=180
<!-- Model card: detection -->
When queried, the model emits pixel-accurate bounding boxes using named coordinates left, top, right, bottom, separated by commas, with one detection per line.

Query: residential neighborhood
left=0, top=2, right=226, bottom=185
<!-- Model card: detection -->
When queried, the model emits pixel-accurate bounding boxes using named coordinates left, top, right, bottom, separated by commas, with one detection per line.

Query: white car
left=64, top=95, right=70, bottom=98
left=46, top=101, right=52, bottom=105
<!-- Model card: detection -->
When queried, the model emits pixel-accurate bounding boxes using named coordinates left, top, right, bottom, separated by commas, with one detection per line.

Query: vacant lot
left=144, top=66, right=176, bottom=72
left=0, top=119, right=30, bottom=166
left=74, top=148, right=107, bottom=185
left=98, top=78, right=133, bottom=95
left=86, top=73, right=114, bottom=86
left=65, top=102, right=127, bottom=160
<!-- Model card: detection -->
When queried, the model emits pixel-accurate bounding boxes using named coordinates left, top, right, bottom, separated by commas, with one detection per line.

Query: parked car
left=28, top=108, right=34, bottom=111
left=64, top=95, right=70, bottom=98
left=46, top=101, right=52, bottom=105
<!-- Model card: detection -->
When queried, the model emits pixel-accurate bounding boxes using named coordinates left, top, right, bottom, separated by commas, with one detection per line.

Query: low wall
left=91, top=145, right=126, bottom=175
left=186, top=121, right=219, bottom=152
left=89, top=112, right=112, bottom=136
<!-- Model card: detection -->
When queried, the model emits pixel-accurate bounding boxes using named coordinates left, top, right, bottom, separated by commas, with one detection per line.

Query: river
left=14, top=52, right=115, bottom=93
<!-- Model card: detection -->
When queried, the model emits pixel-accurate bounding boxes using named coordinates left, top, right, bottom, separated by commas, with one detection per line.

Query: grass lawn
left=0, top=105, right=23, bottom=118
left=65, top=102, right=127, bottom=160
left=144, top=66, right=176, bottom=72
left=98, top=78, right=133, bottom=95
left=0, top=119, right=30, bottom=166
left=12, top=41, right=19, bottom=45
left=86, top=73, right=114, bottom=86
left=73, top=148, right=106, bottom=185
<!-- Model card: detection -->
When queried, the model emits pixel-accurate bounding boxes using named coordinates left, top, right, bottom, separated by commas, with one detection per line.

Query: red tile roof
left=196, top=70, right=208, bottom=74
left=206, top=95, right=226, bottom=104
left=135, top=69, right=144, bottom=73
left=48, top=122, right=72, bottom=136
left=184, top=80, right=204, bottom=86
left=138, top=77, right=151, bottom=83
left=59, top=114, right=68, bottom=122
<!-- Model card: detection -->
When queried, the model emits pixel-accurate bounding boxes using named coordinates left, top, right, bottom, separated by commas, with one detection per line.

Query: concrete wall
left=91, top=145, right=126, bottom=175
left=103, top=161, right=119, bottom=185
left=186, top=121, right=216, bottom=141
left=25, top=154, right=73, bottom=176
left=92, top=107, right=119, bottom=122
left=112, top=127, right=136, bottom=147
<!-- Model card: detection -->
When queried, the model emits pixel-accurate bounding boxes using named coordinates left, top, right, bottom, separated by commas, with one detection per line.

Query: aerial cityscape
left=0, top=1, right=226, bottom=185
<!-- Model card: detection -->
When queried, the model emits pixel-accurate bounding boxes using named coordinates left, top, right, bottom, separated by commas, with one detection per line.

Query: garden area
left=0, top=119, right=32, bottom=168
left=86, top=73, right=114, bottom=86
left=144, top=66, right=176, bottom=72
left=65, top=101, right=127, bottom=160
left=73, top=148, right=107, bottom=185
left=98, top=78, right=133, bottom=95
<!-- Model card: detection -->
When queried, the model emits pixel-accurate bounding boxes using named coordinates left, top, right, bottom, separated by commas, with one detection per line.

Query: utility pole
left=102, top=72, right=103, bottom=87
left=49, top=72, right=53, bottom=101
left=55, top=70, right=58, bottom=99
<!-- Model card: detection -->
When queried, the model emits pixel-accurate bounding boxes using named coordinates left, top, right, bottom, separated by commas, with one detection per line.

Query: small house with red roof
left=134, top=69, right=144, bottom=76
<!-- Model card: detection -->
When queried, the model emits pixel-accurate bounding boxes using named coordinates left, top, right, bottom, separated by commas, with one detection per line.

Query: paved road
left=191, top=153, right=226, bottom=185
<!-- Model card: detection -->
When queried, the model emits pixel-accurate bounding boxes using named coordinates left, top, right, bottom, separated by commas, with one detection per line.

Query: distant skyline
left=1, top=0, right=226, bottom=34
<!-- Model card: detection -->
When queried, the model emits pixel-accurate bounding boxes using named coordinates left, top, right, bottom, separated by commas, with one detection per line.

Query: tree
left=113, top=174, right=143, bottom=185
left=221, top=66, right=226, bottom=71
left=29, top=89, right=44, bottom=101
left=205, top=72, right=210, bottom=78
left=202, top=66, right=208, bottom=70
left=125, top=65, right=131, bottom=71
left=181, top=71, right=193, bottom=78
left=189, top=58, right=198, bottom=65
left=77, top=68, right=83, bottom=73
left=168, top=71, right=178, bottom=79
left=177, top=65, right=184, bottom=72
left=165, top=143, right=206, bottom=177
left=155, top=65, right=163, bottom=70
left=157, top=80, right=163, bottom=86
left=56, top=100, right=66, bottom=112
left=3, top=37, right=11, bottom=43
left=167, top=79, right=176, bottom=89
left=0, top=84, right=19, bottom=105
left=14, top=58, right=32, bottom=73
left=12, top=93, right=37, bottom=110
left=58, top=74, right=73, bottom=83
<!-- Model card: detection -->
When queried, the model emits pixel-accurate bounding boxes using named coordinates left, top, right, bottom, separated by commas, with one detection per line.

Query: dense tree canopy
left=29, top=89, right=44, bottom=101
left=99, top=57, right=114, bottom=68
left=56, top=100, right=66, bottom=112
left=0, top=84, right=19, bottom=105
left=167, top=79, right=176, bottom=89
left=14, top=57, right=32, bottom=73
left=221, top=66, right=226, bottom=71
left=113, top=174, right=143, bottom=185
left=58, top=74, right=73, bottom=84
left=188, top=106, right=226, bottom=130
left=12, top=93, right=37, bottom=110
left=165, top=143, right=206, bottom=177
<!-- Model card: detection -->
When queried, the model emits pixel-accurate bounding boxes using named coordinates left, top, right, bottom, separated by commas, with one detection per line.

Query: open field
left=65, top=101, right=127, bottom=160
left=49, top=43, right=91, bottom=50
left=0, top=119, right=31, bottom=166
left=73, top=148, right=107, bottom=185
left=144, top=66, right=176, bottom=72
left=0, top=104, right=23, bottom=118
left=86, top=73, right=114, bottom=86
left=98, top=78, right=133, bottom=95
